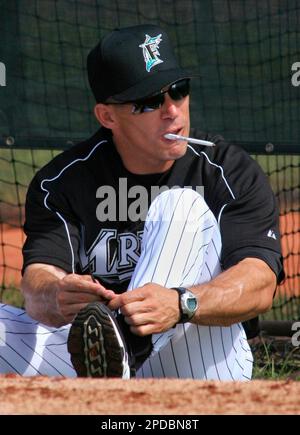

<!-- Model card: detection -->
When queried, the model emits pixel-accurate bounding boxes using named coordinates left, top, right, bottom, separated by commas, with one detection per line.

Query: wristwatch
left=171, top=287, right=198, bottom=323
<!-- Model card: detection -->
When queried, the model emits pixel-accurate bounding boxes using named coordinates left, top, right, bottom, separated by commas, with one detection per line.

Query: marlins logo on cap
left=139, top=34, right=163, bottom=72
left=87, top=24, right=191, bottom=103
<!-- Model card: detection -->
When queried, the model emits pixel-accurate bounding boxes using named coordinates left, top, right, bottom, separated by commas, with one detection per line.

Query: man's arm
left=189, top=257, right=276, bottom=326
left=108, top=257, right=276, bottom=335
left=21, top=263, right=116, bottom=327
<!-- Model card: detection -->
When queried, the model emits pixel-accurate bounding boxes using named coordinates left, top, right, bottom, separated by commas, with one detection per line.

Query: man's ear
left=94, top=103, right=115, bottom=128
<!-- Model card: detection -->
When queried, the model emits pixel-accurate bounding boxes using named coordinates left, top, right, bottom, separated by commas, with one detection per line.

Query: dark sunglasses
left=130, top=79, right=190, bottom=114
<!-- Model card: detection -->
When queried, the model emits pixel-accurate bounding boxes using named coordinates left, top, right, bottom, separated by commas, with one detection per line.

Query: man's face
left=104, top=83, right=191, bottom=174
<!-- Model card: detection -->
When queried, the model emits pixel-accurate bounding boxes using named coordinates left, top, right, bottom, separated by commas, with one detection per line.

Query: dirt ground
left=0, top=375, right=300, bottom=415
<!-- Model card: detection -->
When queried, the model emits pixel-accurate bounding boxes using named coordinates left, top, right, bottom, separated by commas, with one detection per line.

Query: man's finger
left=124, top=312, right=153, bottom=326
left=107, top=291, right=140, bottom=310
left=129, top=324, right=154, bottom=336
left=61, top=275, right=116, bottom=299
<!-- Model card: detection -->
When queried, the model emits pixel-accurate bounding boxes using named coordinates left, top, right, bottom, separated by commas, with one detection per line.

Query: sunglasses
left=131, top=79, right=190, bottom=114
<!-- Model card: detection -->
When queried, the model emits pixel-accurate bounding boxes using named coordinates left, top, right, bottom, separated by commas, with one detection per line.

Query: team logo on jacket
left=79, top=228, right=144, bottom=283
left=139, top=34, right=163, bottom=72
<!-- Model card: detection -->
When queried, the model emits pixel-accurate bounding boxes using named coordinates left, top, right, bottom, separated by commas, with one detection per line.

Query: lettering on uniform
left=79, top=228, right=143, bottom=283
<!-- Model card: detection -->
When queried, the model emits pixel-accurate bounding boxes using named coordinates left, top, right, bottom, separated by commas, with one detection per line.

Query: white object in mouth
left=164, top=133, right=215, bottom=147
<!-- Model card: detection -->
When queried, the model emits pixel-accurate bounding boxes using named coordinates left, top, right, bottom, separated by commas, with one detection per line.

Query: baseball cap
left=87, top=24, right=191, bottom=103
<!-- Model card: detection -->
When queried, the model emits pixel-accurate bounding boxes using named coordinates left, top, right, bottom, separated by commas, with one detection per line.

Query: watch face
left=187, top=297, right=197, bottom=311
left=172, top=287, right=198, bottom=322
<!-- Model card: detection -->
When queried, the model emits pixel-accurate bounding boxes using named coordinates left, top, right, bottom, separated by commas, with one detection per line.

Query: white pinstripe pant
left=0, top=189, right=253, bottom=380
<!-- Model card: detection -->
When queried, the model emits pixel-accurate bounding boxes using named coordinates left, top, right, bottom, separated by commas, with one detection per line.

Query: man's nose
left=160, top=94, right=179, bottom=119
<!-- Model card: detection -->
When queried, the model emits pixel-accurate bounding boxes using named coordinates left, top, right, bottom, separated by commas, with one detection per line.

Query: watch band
left=172, top=287, right=186, bottom=322
left=171, top=286, right=198, bottom=323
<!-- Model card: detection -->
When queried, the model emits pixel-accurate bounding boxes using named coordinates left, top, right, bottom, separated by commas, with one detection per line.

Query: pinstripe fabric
left=129, top=188, right=253, bottom=380
left=0, top=305, right=75, bottom=376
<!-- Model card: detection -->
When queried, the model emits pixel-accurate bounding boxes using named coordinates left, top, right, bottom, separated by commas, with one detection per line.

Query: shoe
left=115, top=312, right=153, bottom=372
left=67, top=302, right=130, bottom=378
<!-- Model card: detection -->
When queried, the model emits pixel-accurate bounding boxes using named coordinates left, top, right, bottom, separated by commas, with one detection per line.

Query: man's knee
left=148, top=188, right=215, bottom=228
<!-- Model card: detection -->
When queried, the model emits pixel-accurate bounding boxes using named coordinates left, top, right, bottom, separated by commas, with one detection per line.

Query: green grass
left=251, top=336, right=300, bottom=381
left=261, top=295, right=300, bottom=322
left=0, top=148, right=61, bottom=205
left=0, top=286, right=24, bottom=308
left=254, top=154, right=300, bottom=203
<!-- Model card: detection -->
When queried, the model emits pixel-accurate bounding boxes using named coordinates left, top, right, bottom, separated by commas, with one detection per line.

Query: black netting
left=253, top=154, right=299, bottom=321
left=0, top=0, right=299, bottom=149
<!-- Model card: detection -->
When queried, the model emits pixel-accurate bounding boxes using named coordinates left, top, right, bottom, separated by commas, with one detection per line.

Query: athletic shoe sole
left=67, top=302, right=130, bottom=378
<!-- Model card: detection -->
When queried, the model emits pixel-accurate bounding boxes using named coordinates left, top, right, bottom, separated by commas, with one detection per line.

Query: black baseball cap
left=87, top=24, right=191, bottom=103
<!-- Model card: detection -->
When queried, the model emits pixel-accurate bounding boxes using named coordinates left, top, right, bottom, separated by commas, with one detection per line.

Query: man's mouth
left=163, top=127, right=183, bottom=140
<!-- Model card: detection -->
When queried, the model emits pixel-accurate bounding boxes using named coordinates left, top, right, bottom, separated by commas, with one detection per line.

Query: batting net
left=0, top=0, right=299, bottom=321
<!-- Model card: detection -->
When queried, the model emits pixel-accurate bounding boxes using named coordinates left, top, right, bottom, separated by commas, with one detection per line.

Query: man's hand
left=21, top=264, right=116, bottom=327
left=55, top=274, right=116, bottom=324
left=108, top=283, right=180, bottom=336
